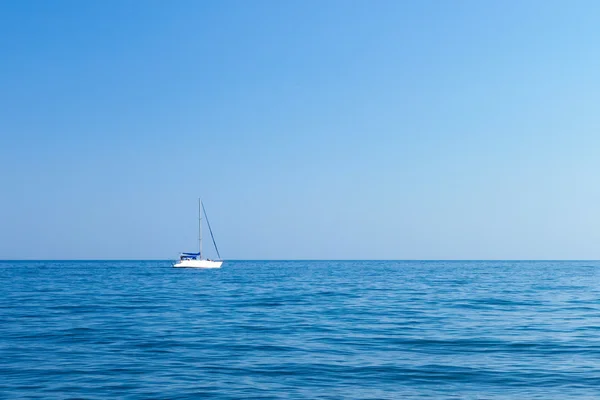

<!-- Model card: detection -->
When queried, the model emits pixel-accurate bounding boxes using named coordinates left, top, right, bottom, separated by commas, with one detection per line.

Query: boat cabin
left=179, top=252, right=200, bottom=261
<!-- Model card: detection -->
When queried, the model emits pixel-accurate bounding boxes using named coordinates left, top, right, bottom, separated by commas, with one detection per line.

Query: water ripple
left=2, top=260, right=600, bottom=399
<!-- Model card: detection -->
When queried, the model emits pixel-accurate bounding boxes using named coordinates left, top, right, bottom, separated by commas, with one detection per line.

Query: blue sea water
left=1, top=260, right=600, bottom=399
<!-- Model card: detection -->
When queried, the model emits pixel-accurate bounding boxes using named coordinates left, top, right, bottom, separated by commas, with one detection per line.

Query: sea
left=1, top=260, right=600, bottom=399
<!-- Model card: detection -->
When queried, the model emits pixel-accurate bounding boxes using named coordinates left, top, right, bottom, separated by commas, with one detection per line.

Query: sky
left=2, top=0, right=600, bottom=260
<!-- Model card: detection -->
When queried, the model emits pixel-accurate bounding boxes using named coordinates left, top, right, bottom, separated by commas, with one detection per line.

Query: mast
left=198, top=198, right=202, bottom=259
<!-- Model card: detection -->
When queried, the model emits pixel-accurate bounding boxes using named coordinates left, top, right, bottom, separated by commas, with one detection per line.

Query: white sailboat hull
left=173, top=259, right=223, bottom=268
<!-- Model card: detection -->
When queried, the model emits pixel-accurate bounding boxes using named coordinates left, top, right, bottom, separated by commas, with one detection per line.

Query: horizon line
left=2, top=259, right=600, bottom=262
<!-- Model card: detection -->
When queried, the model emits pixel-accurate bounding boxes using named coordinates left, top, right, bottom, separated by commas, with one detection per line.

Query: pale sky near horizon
left=2, top=0, right=600, bottom=260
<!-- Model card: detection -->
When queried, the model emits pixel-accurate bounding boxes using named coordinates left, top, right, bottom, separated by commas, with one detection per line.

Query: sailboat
left=174, top=199, right=223, bottom=268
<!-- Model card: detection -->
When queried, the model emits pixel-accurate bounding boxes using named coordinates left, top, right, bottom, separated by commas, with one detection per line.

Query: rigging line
left=201, top=201, right=222, bottom=260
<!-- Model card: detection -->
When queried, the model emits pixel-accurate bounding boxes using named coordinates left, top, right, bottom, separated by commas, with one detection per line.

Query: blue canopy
left=181, top=252, right=200, bottom=256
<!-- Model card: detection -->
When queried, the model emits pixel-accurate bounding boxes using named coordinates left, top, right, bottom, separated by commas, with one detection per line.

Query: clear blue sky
left=2, top=0, right=600, bottom=260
